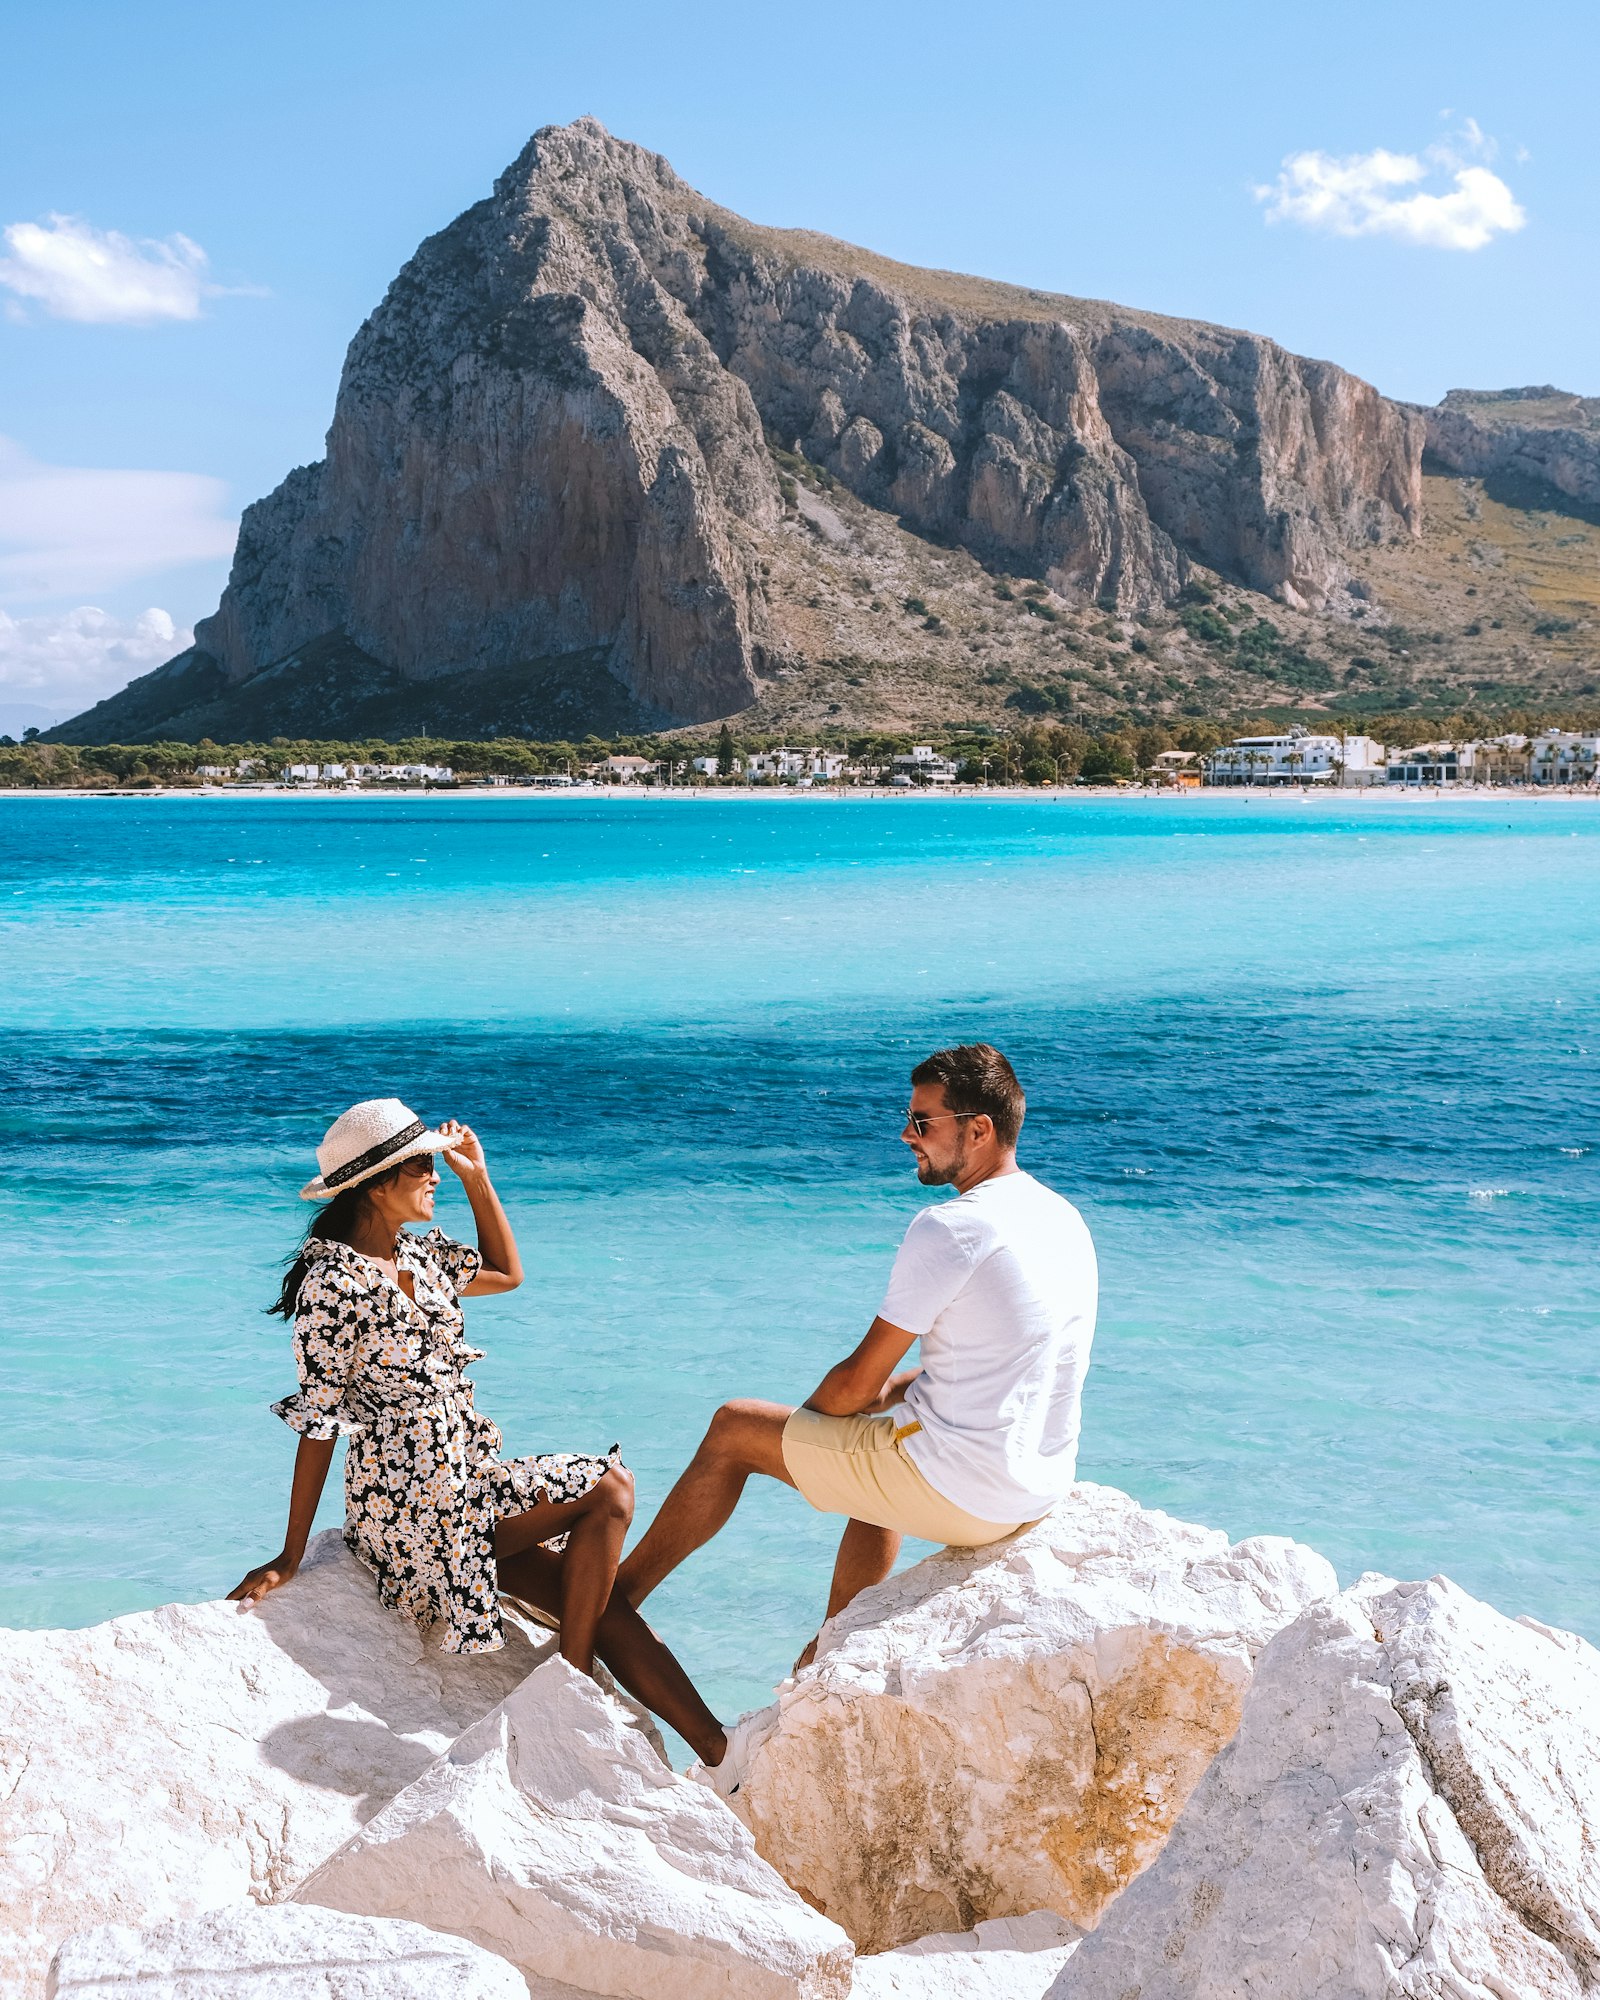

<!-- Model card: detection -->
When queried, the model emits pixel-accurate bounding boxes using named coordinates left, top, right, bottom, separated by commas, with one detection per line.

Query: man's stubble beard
left=913, top=1135, right=968, bottom=1188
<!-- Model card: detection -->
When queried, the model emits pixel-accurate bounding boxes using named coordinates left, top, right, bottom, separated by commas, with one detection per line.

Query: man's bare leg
left=616, top=1399, right=796, bottom=1608
left=794, top=1517, right=902, bottom=1673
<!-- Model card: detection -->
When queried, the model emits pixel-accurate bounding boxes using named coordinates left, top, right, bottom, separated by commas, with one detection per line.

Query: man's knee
left=702, top=1401, right=747, bottom=1461
left=702, top=1398, right=786, bottom=1470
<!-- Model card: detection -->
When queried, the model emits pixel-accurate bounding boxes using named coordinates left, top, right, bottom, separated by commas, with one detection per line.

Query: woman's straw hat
left=301, top=1098, right=453, bottom=1201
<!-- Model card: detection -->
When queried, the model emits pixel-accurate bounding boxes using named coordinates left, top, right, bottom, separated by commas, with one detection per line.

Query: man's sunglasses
left=903, top=1109, right=980, bottom=1137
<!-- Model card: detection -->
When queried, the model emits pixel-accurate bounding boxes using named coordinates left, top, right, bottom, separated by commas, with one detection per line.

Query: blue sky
left=2, top=0, right=1594, bottom=728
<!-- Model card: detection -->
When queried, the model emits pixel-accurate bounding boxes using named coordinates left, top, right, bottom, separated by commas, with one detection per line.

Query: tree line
left=3, top=704, right=1597, bottom=790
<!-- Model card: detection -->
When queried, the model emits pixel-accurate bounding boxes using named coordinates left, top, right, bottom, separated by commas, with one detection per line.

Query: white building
left=747, top=747, right=846, bottom=782
left=1204, top=732, right=1384, bottom=787
left=1387, top=735, right=1553, bottom=787
left=341, top=762, right=451, bottom=783
left=691, top=755, right=743, bottom=776
left=891, top=745, right=958, bottom=785
left=1387, top=742, right=1474, bottom=786
left=1205, top=731, right=1341, bottom=785
left=1336, top=736, right=1387, bottom=786
left=1529, top=731, right=1600, bottom=785
left=596, top=755, right=654, bottom=783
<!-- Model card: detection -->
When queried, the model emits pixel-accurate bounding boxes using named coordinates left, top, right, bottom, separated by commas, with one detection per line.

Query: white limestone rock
left=0, top=1530, right=551, bottom=1993
left=851, top=1911, right=1079, bottom=1999
left=737, top=1482, right=1338, bottom=1950
left=47, top=1903, right=526, bottom=1998
left=1054, top=1574, right=1600, bottom=1998
left=298, top=1654, right=855, bottom=2000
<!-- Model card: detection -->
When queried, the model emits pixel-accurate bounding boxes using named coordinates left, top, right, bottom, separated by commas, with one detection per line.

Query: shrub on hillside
left=1181, top=606, right=1232, bottom=646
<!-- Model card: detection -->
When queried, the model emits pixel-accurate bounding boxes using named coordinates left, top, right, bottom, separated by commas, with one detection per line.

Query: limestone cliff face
left=187, top=117, right=1423, bottom=726
left=197, top=122, right=782, bottom=722
left=665, top=217, right=1421, bottom=613
left=1419, top=386, right=1600, bottom=517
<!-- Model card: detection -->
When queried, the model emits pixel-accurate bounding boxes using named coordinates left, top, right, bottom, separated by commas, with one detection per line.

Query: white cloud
left=0, top=605, right=190, bottom=713
left=0, top=437, right=237, bottom=600
left=1256, top=122, right=1527, bottom=251
left=0, top=214, right=246, bottom=324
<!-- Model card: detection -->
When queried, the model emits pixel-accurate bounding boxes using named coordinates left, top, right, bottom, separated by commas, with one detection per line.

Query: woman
left=229, top=1097, right=742, bottom=1785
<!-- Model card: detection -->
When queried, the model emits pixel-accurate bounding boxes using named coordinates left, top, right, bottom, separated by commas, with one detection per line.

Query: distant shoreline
left=4, top=783, right=1600, bottom=806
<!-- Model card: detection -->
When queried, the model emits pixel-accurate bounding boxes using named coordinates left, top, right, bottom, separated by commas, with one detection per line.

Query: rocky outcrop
left=678, top=226, right=1419, bottom=614
left=1420, top=386, right=1600, bottom=522
left=734, top=1483, right=1337, bottom=1952
left=8, top=1491, right=1595, bottom=2000
left=60, top=119, right=1427, bottom=743
left=189, top=122, right=783, bottom=730
left=852, top=1912, right=1079, bottom=2000
left=298, top=1655, right=854, bottom=2000
left=1052, top=1574, right=1600, bottom=1998
left=47, top=1905, right=526, bottom=1999
left=0, top=1531, right=550, bottom=1993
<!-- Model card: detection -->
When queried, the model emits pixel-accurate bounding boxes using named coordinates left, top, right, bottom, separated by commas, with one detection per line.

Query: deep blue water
left=2, top=791, right=1597, bottom=1724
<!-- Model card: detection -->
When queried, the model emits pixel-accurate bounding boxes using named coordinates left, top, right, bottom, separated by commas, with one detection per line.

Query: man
left=616, top=1044, right=1097, bottom=1789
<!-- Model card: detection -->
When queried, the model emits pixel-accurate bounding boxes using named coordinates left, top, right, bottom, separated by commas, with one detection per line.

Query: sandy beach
left=6, top=782, right=1600, bottom=804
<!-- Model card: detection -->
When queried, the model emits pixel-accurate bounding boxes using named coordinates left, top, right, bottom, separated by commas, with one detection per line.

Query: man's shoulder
left=905, top=1173, right=1089, bottom=1255
left=967, top=1169, right=1081, bottom=1218
left=903, top=1199, right=971, bottom=1246
left=964, top=1172, right=1093, bottom=1252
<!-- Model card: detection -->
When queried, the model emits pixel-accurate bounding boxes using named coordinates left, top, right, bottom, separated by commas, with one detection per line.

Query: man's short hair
left=911, top=1044, right=1025, bottom=1148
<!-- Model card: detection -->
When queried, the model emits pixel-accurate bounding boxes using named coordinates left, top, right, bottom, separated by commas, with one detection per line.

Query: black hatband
left=323, top=1118, right=428, bottom=1189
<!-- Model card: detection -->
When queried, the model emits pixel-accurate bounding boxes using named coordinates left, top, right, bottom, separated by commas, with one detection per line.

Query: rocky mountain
left=52, top=121, right=1598, bottom=745
left=1418, top=385, right=1600, bottom=519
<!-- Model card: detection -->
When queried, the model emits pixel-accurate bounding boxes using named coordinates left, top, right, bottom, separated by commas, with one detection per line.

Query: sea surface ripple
left=2, top=792, right=1596, bottom=1720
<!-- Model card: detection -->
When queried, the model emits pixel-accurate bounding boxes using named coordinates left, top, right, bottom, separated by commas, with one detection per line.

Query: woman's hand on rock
left=227, top=1553, right=300, bottom=1607
left=439, top=1120, right=488, bottom=1182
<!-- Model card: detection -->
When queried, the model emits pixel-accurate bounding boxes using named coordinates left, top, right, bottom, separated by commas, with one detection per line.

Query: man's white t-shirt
left=878, top=1169, right=1097, bottom=1525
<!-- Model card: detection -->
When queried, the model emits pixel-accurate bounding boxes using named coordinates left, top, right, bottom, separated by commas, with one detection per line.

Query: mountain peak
left=56, top=125, right=1436, bottom=742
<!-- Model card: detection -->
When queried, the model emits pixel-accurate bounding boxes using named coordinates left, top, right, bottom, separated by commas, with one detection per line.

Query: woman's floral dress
left=273, top=1228, right=621, bottom=1653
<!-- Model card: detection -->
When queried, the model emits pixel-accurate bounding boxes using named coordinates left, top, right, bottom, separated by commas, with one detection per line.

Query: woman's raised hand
left=439, top=1120, right=488, bottom=1181
left=227, top=1551, right=300, bottom=1607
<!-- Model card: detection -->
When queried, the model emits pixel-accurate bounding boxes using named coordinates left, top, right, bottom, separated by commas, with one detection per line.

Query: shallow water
left=2, top=792, right=1596, bottom=1723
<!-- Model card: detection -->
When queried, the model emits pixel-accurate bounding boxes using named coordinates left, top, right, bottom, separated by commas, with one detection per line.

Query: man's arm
left=804, top=1318, right=920, bottom=1417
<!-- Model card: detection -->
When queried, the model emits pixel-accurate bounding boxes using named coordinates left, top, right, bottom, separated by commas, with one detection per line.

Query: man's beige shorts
left=781, top=1408, right=1026, bottom=1547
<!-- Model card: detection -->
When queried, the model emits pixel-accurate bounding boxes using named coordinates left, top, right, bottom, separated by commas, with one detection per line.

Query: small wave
left=1468, top=1186, right=1517, bottom=1202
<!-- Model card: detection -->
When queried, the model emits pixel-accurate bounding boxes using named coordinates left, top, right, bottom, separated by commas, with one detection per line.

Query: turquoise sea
left=2, top=791, right=1597, bottom=1726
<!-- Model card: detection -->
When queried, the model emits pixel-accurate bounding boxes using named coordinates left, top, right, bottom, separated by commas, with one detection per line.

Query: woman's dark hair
left=268, top=1162, right=408, bottom=1318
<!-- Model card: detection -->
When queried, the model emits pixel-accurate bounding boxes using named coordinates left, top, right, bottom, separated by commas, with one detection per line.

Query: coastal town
left=5, top=724, right=1598, bottom=793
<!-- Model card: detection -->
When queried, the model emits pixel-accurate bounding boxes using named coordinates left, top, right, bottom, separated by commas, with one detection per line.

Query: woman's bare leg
left=497, top=1542, right=728, bottom=1767
left=494, top=1467, right=635, bottom=1676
